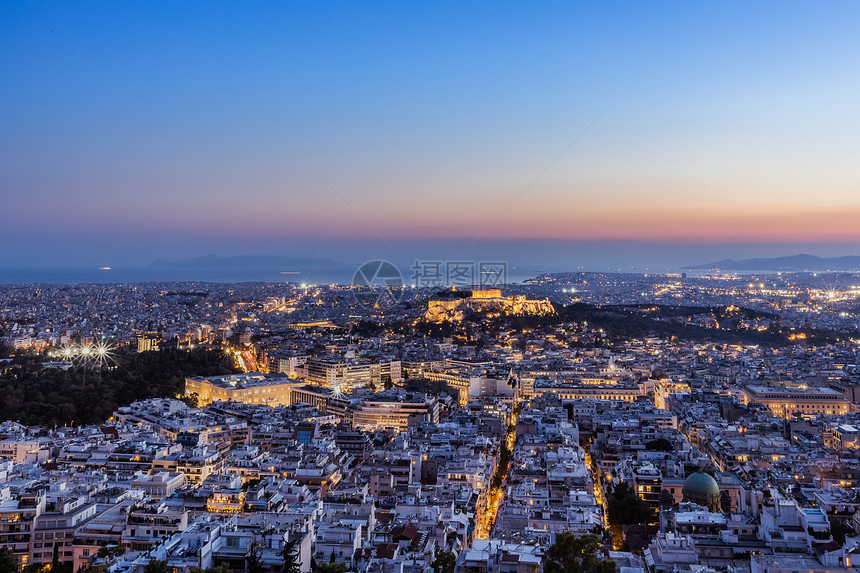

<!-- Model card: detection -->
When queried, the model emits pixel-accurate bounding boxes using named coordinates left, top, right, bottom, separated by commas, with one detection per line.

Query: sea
left=0, top=267, right=540, bottom=285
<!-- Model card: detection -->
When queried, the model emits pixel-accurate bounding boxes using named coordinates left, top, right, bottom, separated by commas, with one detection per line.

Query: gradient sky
left=2, top=1, right=860, bottom=268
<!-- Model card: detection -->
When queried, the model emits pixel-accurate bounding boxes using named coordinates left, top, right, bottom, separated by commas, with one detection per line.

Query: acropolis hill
left=425, top=288, right=555, bottom=322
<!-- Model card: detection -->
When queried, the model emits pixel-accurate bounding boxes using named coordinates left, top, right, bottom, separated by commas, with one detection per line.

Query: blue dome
left=683, top=472, right=720, bottom=498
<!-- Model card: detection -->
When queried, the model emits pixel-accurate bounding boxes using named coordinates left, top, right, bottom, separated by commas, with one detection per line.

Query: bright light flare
left=90, top=341, right=115, bottom=366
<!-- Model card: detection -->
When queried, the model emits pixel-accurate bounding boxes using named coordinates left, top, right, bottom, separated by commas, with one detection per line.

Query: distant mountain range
left=148, top=254, right=353, bottom=271
left=683, top=254, right=860, bottom=271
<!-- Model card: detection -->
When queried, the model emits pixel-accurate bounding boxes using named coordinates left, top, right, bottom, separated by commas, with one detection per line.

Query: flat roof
left=745, top=384, right=844, bottom=396
left=187, top=373, right=293, bottom=389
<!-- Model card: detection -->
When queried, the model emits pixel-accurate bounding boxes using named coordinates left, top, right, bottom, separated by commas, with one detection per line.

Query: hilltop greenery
left=487, top=302, right=854, bottom=347
left=0, top=347, right=238, bottom=427
left=558, top=303, right=853, bottom=347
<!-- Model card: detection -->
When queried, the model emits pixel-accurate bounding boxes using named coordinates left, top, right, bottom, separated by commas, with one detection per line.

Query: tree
left=202, top=564, right=233, bottom=573
left=830, top=516, right=854, bottom=545
left=280, top=539, right=301, bottom=573
left=543, top=533, right=615, bottom=573
left=720, top=490, right=732, bottom=513
left=52, top=543, right=60, bottom=572
left=491, top=442, right=512, bottom=490
left=311, top=564, right=347, bottom=573
left=645, top=439, right=673, bottom=452
left=242, top=478, right=262, bottom=491
left=144, top=559, right=168, bottom=573
left=446, top=532, right=460, bottom=547
left=607, top=483, right=652, bottom=527
left=431, top=551, right=456, bottom=573
left=246, top=545, right=263, bottom=573
left=0, top=347, right=238, bottom=427
left=659, top=489, right=675, bottom=508
left=0, top=547, right=17, bottom=573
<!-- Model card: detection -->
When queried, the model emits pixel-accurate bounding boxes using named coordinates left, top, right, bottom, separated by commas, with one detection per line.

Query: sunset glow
left=1, top=2, right=859, bottom=269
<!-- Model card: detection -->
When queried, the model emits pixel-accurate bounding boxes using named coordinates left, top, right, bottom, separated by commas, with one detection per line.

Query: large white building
left=740, top=384, right=851, bottom=419
left=531, top=380, right=643, bottom=402
left=351, top=391, right=440, bottom=431
left=185, top=373, right=305, bottom=407
left=303, top=356, right=401, bottom=392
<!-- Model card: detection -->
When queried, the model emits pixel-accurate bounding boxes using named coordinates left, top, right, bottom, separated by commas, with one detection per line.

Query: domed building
left=682, top=471, right=721, bottom=512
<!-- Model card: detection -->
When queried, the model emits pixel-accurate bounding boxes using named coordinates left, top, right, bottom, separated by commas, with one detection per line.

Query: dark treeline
left=0, top=348, right=238, bottom=427
left=615, top=303, right=777, bottom=321
left=352, top=299, right=852, bottom=348
left=425, top=300, right=852, bottom=347
left=558, top=303, right=854, bottom=347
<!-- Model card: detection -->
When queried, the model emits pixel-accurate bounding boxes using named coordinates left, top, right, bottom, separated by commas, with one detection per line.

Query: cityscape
left=4, top=273, right=860, bottom=573
left=4, top=3, right=860, bottom=573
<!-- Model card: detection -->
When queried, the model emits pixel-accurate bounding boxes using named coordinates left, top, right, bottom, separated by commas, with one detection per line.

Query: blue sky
left=2, top=2, right=860, bottom=268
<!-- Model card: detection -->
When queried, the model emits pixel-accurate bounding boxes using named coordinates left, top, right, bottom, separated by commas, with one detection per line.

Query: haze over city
left=3, top=2, right=860, bottom=275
